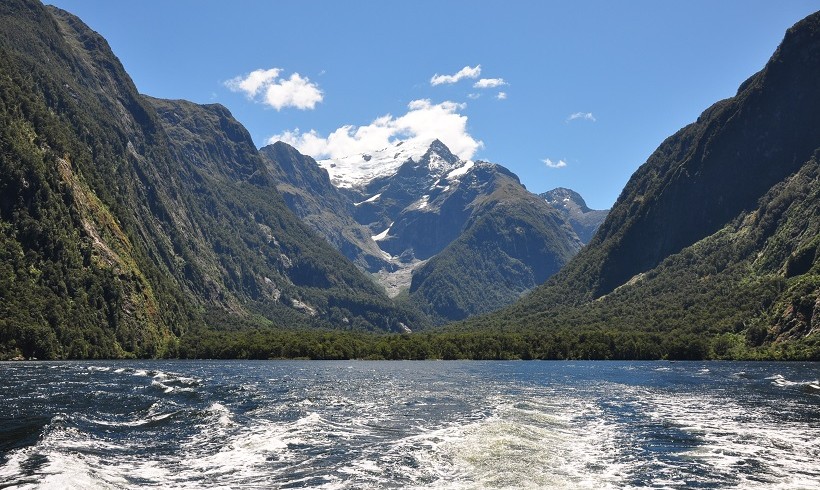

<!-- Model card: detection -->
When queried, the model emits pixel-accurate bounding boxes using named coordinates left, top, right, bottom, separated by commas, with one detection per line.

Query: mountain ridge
left=461, top=10, right=820, bottom=353
left=0, top=0, right=421, bottom=359
left=264, top=138, right=588, bottom=324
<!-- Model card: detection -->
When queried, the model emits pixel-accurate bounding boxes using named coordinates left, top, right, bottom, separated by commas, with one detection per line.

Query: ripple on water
left=1, top=361, right=819, bottom=489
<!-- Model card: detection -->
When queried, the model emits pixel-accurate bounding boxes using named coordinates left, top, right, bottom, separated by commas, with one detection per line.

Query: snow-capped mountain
left=265, top=139, right=590, bottom=323
left=540, top=188, right=609, bottom=244
left=316, top=141, right=431, bottom=189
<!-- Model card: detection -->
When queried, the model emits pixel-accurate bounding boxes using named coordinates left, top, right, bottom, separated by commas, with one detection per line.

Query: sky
left=47, top=1, right=820, bottom=209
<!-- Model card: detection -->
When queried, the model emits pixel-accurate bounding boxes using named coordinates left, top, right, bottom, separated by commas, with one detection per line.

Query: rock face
left=408, top=174, right=582, bottom=323
left=469, top=10, right=820, bottom=345
left=354, top=140, right=469, bottom=261
left=266, top=138, right=586, bottom=324
left=570, top=9, right=820, bottom=301
left=259, top=142, right=391, bottom=272
left=540, top=188, right=608, bottom=244
left=0, top=0, right=419, bottom=359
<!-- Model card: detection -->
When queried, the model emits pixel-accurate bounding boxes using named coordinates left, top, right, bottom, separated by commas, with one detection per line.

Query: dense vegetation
left=176, top=328, right=820, bottom=361
left=0, top=0, right=422, bottom=360
left=409, top=189, right=579, bottom=323
left=459, top=12, right=820, bottom=355
left=0, top=2, right=192, bottom=359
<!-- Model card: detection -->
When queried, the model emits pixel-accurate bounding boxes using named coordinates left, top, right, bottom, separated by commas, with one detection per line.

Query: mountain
left=258, top=142, right=391, bottom=272
left=464, top=10, right=820, bottom=355
left=359, top=141, right=488, bottom=261
left=0, top=0, right=419, bottom=360
left=316, top=140, right=430, bottom=191
left=408, top=170, right=582, bottom=323
left=267, top=139, right=583, bottom=323
left=540, top=188, right=608, bottom=244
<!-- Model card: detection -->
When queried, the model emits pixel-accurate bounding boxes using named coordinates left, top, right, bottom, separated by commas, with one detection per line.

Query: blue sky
left=48, top=1, right=820, bottom=209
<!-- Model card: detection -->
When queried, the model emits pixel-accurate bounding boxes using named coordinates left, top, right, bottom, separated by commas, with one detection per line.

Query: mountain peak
left=541, top=187, right=591, bottom=213
left=540, top=188, right=609, bottom=244
left=426, top=138, right=450, bottom=155
left=315, top=139, right=468, bottom=190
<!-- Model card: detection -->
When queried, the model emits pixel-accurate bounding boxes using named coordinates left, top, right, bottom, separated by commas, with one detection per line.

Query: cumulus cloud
left=225, top=68, right=280, bottom=96
left=467, top=93, right=481, bottom=100
left=473, top=78, right=507, bottom=89
left=496, top=92, right=507, bottom=100
left=225, top=68, right=323, bottom=110
left=543, top=158, right=567, bottom=169
left=430, top=65, right=481, bottom=86
left=269, top=99, right=483, bottom=161
left=566, top=112, right=596, bottom=122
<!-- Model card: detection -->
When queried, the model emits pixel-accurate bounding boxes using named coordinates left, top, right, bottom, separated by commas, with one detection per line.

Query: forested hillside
left=460, top=11, right=820, bottom=359
left=0, top=0, right=419, bottom=360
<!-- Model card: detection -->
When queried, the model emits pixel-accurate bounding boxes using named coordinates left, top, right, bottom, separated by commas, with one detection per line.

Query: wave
left=3, top=361, right=819, bottom=489
left=766, top=374, right=820, bottom=392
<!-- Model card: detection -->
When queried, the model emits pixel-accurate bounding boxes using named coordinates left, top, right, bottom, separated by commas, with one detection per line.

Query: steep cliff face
left=566, top=10, right=820, bottom=301
left=409, top=179, right=581, bottom=323
left=468, top=11, right=820, bottom=347
left=0, top=0, right=420, bottom=359
left=146, top=97, right=418, bottom=334
left=259, top=142, right=391, bottom=272
left=0, top=1, right=193, bottom=358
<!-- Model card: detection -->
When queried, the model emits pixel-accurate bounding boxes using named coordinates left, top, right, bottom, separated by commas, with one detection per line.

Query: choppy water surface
left=1, top=361, right=818, bottom=489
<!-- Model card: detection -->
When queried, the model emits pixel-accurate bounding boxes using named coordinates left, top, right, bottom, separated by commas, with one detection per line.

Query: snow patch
left=415, top=195, right=430, bottom=210
left=354, top=193, right=381, bottom=206
left=372, top=223, right=393, bottom=242
left=317, top=142, right=428, bottom=189
left=446, top=160, right=474, bottom=179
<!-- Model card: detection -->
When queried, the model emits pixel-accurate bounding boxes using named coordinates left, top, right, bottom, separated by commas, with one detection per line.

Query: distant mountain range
left=262, top=138, right=606, bottom=323
left=540, top=188, right=608, bottom=244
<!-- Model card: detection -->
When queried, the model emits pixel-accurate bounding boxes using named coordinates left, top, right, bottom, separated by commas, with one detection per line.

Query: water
left=1, top=361, right=818, bottom=489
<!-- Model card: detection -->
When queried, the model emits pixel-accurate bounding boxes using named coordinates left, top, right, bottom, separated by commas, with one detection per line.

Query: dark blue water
left=1, top=361, right=818, bottom=489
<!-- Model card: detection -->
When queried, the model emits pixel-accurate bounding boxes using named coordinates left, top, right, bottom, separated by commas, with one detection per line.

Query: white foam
left=635, top=386, right=820, bottom=489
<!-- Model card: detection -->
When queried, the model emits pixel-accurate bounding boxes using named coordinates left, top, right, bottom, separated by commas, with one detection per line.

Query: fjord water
left=1, top=361, right=818, bottom=489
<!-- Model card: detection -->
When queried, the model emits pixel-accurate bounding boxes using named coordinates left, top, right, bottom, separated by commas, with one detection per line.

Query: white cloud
left=271, top=128, right=330, bottom=157
left=467, top=93, right=481, bottom=100
left=566, top=112, right=596, bottom=122
left=543, top=158, right=567, bottom=169
left=262, top=73, right=323, bottom=110
left=473, top=78, right=507, bottom=89
left=225, top=68, right=281, bottom=96
left=269, top=99, right=483, bottom=161
left=430, top=65, right=481, bottom=86
left=496, top=92, right=507, bottom=100
left=225, top=68, right=322, bottom=110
